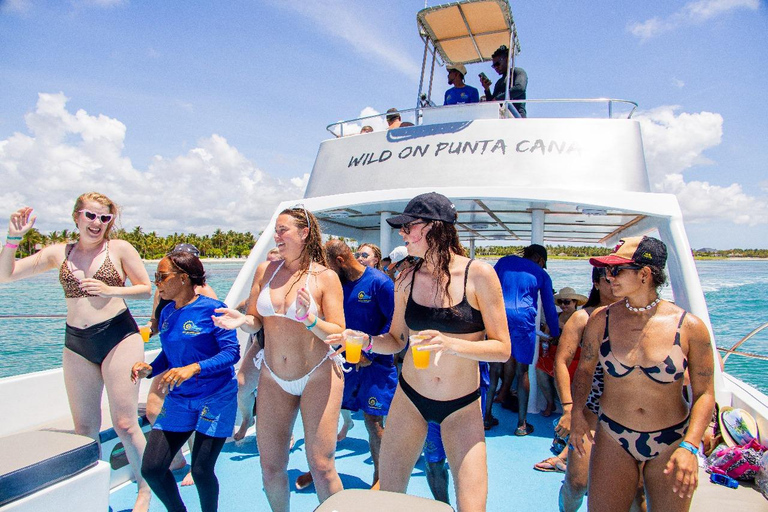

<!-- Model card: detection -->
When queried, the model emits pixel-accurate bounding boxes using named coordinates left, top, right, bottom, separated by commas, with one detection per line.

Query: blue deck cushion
left=0, top=431, right=99, bottom=507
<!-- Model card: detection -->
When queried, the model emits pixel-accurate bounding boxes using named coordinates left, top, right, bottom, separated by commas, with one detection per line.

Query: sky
left=0, top=0, right=766, bottom=248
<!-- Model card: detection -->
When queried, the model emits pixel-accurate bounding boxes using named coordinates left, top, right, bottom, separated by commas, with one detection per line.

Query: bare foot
left=337, top=419, right=354, bottom=441
left=169, top=451, right=187, bottom=472
left=180, top=471, right=195, bottom=487
left=234, top=418, right=254, bottom=445
left=132, top=486, right=152, bottom=512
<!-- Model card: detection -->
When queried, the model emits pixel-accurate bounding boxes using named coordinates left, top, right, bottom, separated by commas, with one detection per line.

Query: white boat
left=1, top=1, right=765, bottom=510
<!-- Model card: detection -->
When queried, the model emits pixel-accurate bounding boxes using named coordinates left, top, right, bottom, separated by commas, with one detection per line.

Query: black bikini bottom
left=65, top=309, right=139, bottom=365
left=399, top=374, right=480, bottom=424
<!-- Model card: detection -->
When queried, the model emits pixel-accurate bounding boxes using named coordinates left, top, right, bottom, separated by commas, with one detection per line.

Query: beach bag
left=756, top=450, right=768, bottom=500
left=706, top=439, right=766, bottom=481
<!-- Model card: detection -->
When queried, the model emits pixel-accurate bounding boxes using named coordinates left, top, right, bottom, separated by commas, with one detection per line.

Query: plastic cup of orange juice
left=139, top=326, right=151, bottom=343
left=410, top=335, right=430, bottom=369
left=345, top=335, right=366, bottom=364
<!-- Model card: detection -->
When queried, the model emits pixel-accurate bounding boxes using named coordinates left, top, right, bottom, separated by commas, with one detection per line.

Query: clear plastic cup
left=409, top=335, right=430, bottom=369
left=345, top=335, right=366, bottom=364
left=139, top=326, right=151, bottom=343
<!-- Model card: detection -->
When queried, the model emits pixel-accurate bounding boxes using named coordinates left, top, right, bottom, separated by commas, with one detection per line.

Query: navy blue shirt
left=151, top=295, right=240, bottom=399
left=444, top=85, right=480, bottom=105
left=343, top=267, right=395, bottom=365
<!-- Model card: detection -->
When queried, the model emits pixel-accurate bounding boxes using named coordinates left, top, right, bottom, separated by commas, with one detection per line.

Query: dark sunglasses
left=401, top=220, right=427, bottom=235
left=79, top=209, right=114, bottom=223
left=355, top=252, right=371, bottom=259
left=557, top=299, right=574, bottom=305
left=605, top=265, right=643, bottom=277
left=154, top=271, right=178, bottom=284
left=491, top=60, right=503, bottom=69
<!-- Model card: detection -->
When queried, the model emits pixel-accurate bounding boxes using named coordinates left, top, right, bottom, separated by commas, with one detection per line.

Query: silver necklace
left=624, top=297, right=661, bottom=313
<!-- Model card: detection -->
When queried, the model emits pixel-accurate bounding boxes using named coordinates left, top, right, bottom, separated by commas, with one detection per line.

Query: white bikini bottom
left=261, top=348, right=346, bottom=397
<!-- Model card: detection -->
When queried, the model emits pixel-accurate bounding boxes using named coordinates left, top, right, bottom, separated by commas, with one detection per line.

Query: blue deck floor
left=110, top=403, right=569, bottom=511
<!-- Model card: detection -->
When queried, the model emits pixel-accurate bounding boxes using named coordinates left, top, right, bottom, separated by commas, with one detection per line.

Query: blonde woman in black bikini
left=328, top=193, right=510, bottom=511
left=570, top=236, right=715, bottom=512
left=0, top=192, right=153, bottom=511
left=213, top=207, right=346, bottom=511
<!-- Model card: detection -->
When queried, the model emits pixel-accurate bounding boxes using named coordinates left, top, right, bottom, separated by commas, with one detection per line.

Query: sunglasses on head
left=355, top=252, right=371, bottom=259
left=292, top=203, right=311, bottom=232
left=401, top=220, right=427, bottom=235
left=605, top=264, right=643, bottom=277
left=79, top=209, right=114, bottom=223
left=557, top=299, right=574, bottom=305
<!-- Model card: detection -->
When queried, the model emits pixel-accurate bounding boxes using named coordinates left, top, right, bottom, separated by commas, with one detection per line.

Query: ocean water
left=1, top=260, right=766, bottom=394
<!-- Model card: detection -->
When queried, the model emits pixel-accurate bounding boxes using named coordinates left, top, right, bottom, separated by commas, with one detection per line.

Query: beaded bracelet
left=305, top=315, right=318, bottom=331
left=678, top=441, right=699, bottom=455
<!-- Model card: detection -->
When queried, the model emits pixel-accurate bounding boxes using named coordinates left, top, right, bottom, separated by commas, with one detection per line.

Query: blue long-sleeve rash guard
left=151, top=295, right=240, bottom=399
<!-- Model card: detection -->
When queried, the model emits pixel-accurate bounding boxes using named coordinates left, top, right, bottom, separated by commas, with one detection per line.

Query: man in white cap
left=386, top=245, right=409, bottom=281
left=444, top=63, right=479, bottom=105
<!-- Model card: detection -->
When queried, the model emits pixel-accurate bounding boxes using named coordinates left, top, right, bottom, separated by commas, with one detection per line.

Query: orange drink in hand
left=345, top=335, right=366, bottom=364
left=410, top=335, right=430, bottom=369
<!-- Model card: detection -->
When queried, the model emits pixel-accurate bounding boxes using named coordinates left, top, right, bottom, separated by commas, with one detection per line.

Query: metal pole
left=469, top=238, right=476, bottom=259
left=380, top=212, right=393, bottom=256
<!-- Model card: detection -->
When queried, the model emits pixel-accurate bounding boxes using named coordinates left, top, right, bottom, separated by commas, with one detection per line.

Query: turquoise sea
left=1, top=260, right=766, bottom=394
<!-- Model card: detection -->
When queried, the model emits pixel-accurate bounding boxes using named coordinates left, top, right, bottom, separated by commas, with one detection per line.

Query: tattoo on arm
left=400, top=334, right=405, bottom=342
left=696, top=366, right=714, bottom=378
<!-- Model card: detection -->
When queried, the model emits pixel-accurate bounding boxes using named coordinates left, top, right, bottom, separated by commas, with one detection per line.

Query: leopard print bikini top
left=59, top=241, right=124, bottom=298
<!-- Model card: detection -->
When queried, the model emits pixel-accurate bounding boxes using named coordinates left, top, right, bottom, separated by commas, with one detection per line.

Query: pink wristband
left=5, top=242, right=19, bottom=249
left=295, top=311, right=310, bottom=321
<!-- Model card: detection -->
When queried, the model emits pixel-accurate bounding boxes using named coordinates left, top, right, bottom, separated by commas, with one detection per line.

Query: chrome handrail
left=720, top=320, right=768, bottom=363
left=326, top=98, right=639, bottom=137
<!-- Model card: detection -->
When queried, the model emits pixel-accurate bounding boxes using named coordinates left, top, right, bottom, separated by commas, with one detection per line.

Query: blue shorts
left=423, top=383, right=488, bottom=464
left=154, top=378, right=237, bottom=438
left=509, top=320, right=537, bottom=365
left=341, top=359, right=397, bottom=416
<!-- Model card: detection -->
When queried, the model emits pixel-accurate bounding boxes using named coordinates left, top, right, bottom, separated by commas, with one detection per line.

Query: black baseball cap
left=523, top=244, right=548, bottom=268
left=386, top=192, right=457, bottom=228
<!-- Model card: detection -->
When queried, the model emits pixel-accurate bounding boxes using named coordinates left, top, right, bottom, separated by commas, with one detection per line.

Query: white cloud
left=0, top=93, right=306, bottom=235
left=266, top=0, right=421, bottom=77
left=333, top=106, right=389, bottom=136
left=0, top=0, right=32, bottom=14
left=672, top=78, right=685, bottom=88
left=628, top=0, right=759, bottom=40
left=637, top=105, right=768, bottom=225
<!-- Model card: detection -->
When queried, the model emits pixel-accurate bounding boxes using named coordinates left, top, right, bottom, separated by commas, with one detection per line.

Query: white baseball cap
left=389, top=246, right=409, bottom=264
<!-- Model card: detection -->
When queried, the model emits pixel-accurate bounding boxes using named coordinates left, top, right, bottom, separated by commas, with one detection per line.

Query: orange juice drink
left=139, top=326, right=151, bottom=343
left=345, top=335, right=366, bottom=364
left=410, top=335, right=430, bottom=369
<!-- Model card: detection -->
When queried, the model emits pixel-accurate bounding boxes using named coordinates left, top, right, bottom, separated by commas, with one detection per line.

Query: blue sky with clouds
left=1, top=0, right=766, bottom=248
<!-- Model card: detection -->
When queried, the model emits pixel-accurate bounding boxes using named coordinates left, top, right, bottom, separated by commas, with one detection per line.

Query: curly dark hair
left=166, top=251, right=206, bottom=287
left=646, top=264, right=667, bottom=289
left=412, top=219, right=465, bottom=307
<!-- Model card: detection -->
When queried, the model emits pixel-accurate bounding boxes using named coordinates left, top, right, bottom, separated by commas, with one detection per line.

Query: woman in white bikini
left=0, top=193, right=153, bottom=511
left=213, top=207, right=346, bottom=511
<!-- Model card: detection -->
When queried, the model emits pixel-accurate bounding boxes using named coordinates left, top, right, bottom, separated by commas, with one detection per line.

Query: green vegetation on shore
left=11, top=229, right=768, bottom=260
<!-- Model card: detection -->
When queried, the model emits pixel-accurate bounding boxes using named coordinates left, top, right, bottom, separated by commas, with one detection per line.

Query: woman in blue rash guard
left=132, top=251, right=240, bottom=512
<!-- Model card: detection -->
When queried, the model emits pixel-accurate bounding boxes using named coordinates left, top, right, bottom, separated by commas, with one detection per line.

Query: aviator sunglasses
left=154, top=271, right=178, bottom=284
left=79, top=209, right=114, bottom=223
left=605, top=264, right=643, bottom=277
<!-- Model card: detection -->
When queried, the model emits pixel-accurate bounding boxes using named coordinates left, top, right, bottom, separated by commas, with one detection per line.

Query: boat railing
left=326, top=98, right=638, bottom=137
left=719, top=321, right=768, bottom=362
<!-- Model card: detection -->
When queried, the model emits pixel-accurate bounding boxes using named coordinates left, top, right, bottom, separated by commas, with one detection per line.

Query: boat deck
left=108, top=403, right=766, bottom=511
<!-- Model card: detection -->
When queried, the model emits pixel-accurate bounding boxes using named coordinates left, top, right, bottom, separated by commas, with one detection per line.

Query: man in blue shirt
left=444, top=63, right=480, bottom=105
left=493, top=244, right=560, bottom=435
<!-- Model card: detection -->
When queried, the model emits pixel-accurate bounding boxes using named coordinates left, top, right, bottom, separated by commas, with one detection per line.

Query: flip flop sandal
left=533, top=456, right=567, bottom=473
left=515, top=423, right=534, bottom=436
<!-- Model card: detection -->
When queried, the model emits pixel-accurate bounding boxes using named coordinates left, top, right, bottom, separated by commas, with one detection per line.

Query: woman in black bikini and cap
left=0, top=193, right=153, bottom=511
left=569, top=236, right=715, bottom=511
left=327, top=192, right=510, bottom=511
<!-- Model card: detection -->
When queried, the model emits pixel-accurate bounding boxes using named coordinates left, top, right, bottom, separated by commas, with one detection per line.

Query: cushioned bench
left=313, top=489, right=455, bottom=511
left=0, top=431, right=109, bottom=511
